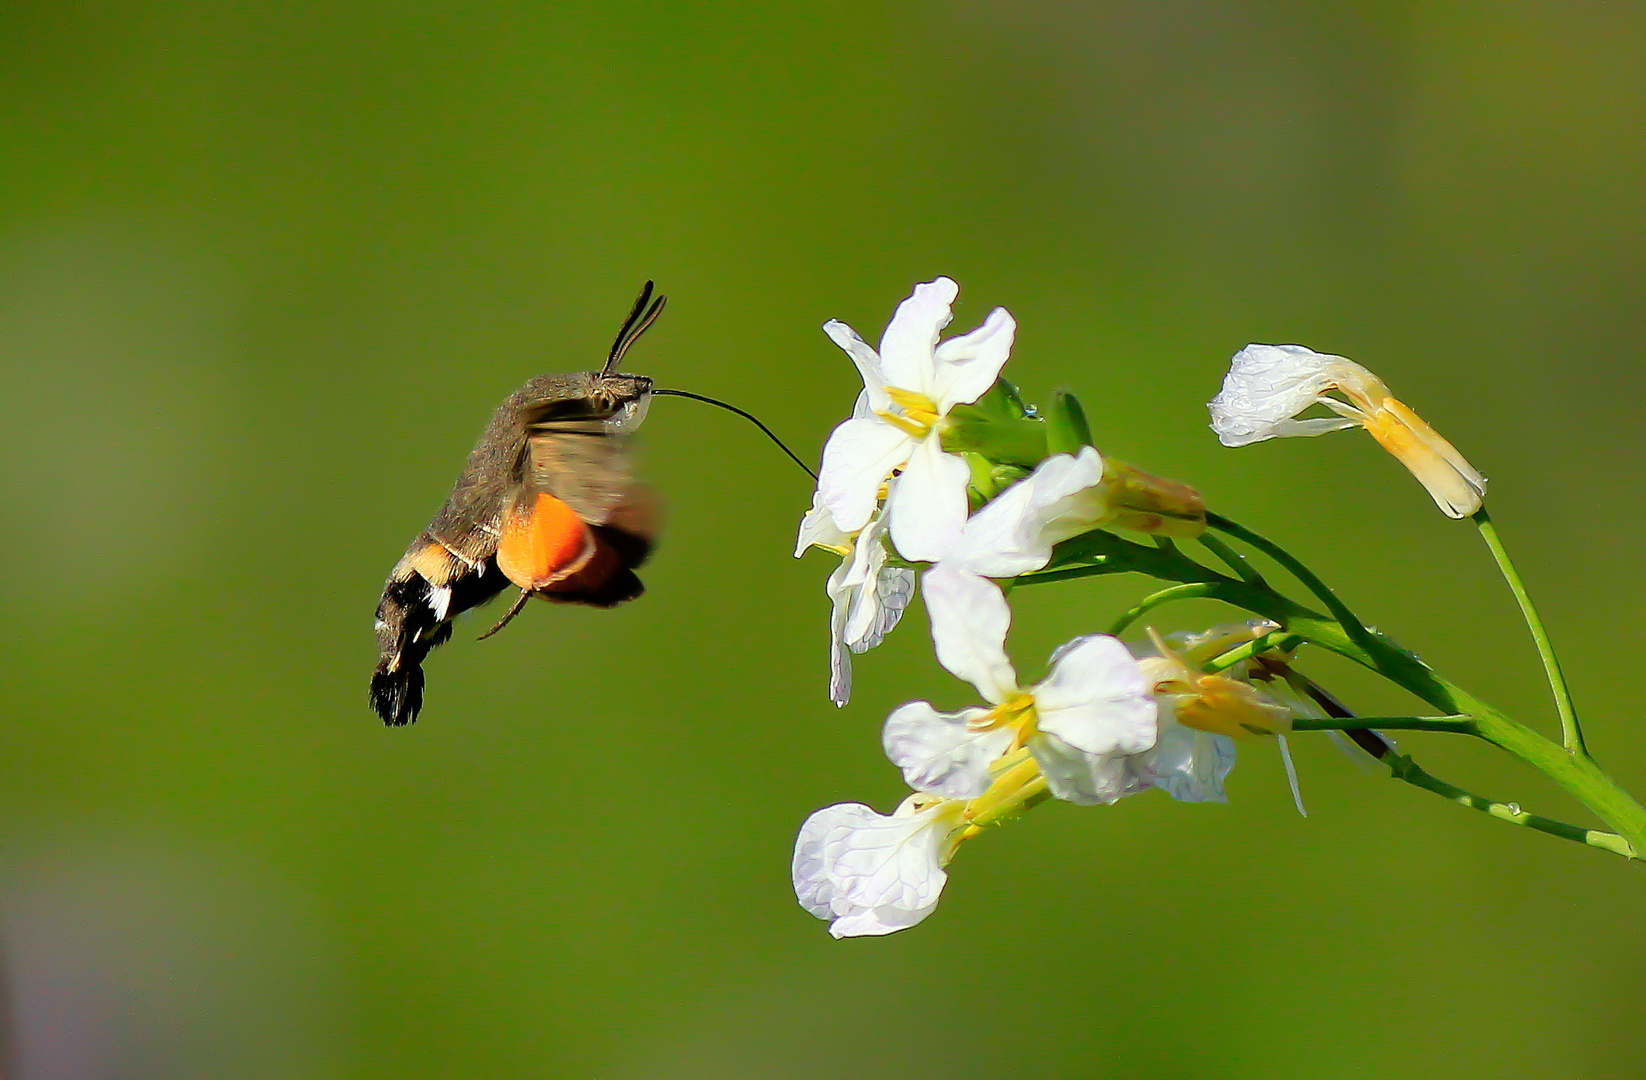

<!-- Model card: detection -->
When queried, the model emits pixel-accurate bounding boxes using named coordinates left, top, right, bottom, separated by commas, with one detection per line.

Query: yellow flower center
left=969, top=691, right=1038, bottom=746
left=877, top=386, right=942, bottom=439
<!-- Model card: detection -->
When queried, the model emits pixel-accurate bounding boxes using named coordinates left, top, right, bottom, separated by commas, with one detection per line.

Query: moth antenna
left=605, top=281, right=667, bottom=374
left=652, top=388, right=818, bottom=480
left=478, top=588, right=533, bottom=641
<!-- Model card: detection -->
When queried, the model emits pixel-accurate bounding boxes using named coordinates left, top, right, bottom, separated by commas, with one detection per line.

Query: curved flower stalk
left=816, top=277, right=1016, bottom=562
left=886, top=568, right=1158, bottom=804
left=1208, top=344, right=1486, bottom=518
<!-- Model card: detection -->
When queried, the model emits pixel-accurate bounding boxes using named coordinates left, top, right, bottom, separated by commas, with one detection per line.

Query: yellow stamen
left=961, top=753, right=1049, bottom=832
left=1176, top=675, right=1293, bottom=738
left=876, top=386, right=942, bottom=439
left=969, top=691, right=1038, bottom=748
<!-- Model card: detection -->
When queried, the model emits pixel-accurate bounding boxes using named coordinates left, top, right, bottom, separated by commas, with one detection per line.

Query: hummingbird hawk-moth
left=370, top=283, right=666, bottom=726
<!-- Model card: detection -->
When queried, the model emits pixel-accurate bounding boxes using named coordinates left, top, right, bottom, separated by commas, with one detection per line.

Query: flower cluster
left=790, top=279, right=1308, bottom=937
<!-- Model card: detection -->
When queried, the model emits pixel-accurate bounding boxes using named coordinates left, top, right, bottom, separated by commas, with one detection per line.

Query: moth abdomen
left=371, top=540, right=508, bottom=725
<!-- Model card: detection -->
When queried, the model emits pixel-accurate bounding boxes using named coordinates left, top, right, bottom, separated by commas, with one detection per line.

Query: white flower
left=886, top=568, right=1157, bottom=804
left=817, top=277, right=1016, bottom=562
left=1209, top=344, right=1486, bottom=518
left=792, top=794, right=967, bottom=938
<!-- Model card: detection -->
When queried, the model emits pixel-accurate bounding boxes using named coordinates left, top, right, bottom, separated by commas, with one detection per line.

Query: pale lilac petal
left=853, top=566, right=915, bottom=652
left=877, top=277, right=957, bottom=394
left=883, top=701, right=1015, bottom=798
left=818, top=417, right=912, bottom=533
left=923, top=567, right=1018, bottom=704
left=824, top=320, right=891, bottom=414
left=1033, top=635, right=1157, bottom=757
left=1127, top=717, right=1237, bottom=803
left=839, top=515, right=891, bottom=646
left=1031, top=732, right=1147, bottom=805
left=930, top=306, right=1016, bottom=412
left=885, top=434, right=970, bottom=562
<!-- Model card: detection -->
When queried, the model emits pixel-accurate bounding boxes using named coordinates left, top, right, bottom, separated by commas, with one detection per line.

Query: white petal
left=791, top=799, right=961, bottom=938
left=795, top=490, right=850, bottom=558
left=824, top=320, right=891, bottom=414
left=818, top=417, right=912, bottom=533
left=1033, top=635, right=1157, bottom=757
left=930, top=306, right=1016, bottom=412
left=877, top=277, right=957, bottom=394
left=883, top=701, right=1015, bottom=799
left=923, top=567, right=1018, bottom=704
left=1208, top=344, right=1363, bottom=446
left=1127, top=715, right=1236, bottom=803
left=1031, top=731, right=1146, bottom=805
left=852, top=565, right=915, bottom=653
left=940, top=447, right=1107, bottom=576
left=885, top=433, right=971, bottom=562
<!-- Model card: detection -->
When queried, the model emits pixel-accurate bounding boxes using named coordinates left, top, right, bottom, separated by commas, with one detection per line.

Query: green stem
left=1197, top=577, right=1646, bottom=857
left=1198, top=533, right=1267, bottom=587
left=1024, top=525, right=1646, bottom=857
left=1387, top=752, right=1632, bottom=858
left=1201, top=631, right=1303, bottom=674
left=1206, top=511, right=1376, bottom=652
left=1472, top=507, right=1585, bottom=756
left=1106, top=582, right=1221, bottom=636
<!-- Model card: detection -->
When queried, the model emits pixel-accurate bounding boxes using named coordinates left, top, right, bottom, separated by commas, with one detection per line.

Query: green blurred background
left=4, top=2, right=1646, bottom=1076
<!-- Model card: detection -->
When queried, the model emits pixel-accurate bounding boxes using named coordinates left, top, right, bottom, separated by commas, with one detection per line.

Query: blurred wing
left=526, top=423, right=635, bottom=525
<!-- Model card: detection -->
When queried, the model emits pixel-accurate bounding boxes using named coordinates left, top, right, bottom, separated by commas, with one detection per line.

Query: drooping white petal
left=1208, top=344, right=1364, bottom=447
left=939, top=447, right=1107, bottom=577
left=930, top=306, right=1016, bottom=412
left=817, top=417, right=913, bottom=533
left=883, top=701, right=1015, bottom=799
left=791, top=798, right=963, bottom=938
left=1033, top=635, right=1158, bottom=757
left=825, top=555, right=856, bottom=707
left=884, top=433, right=971, bottom=562
left=823, top=516, right=915, bottom=706
left=923, top=567, right=1019, bottom=704
left=877, top=277, right=957, bottom=394
left=823, top=320, right=891, bottom=414
left=837, top=514, right=888, bottom=644
left=1031, top=731, right=1147, bottom=805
